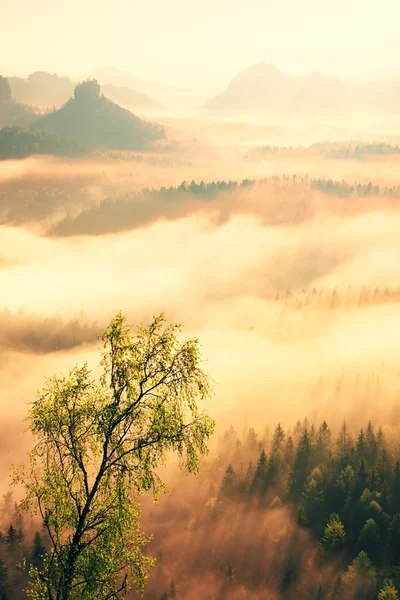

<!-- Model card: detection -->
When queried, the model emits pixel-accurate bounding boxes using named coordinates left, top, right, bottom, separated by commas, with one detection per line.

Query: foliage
left=343, top=551, right=377, bottom=599
left=0, top=127, right=88, bottom=159
left=4, top=415, right=400, bottom=597
left=0, top=103, right=37, bottom=129
left=48, top=174, right=400, bottom=237
left=379, top=581, right=400, bottom=600
left=357, top=519, right=381, bottom=563
left=14, top=313, right=215, bottom=600
left=321, top=514, right=346, bottom=551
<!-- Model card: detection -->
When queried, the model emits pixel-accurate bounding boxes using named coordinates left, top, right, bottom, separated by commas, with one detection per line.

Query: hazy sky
left=2, top=0, right=400, bottom=86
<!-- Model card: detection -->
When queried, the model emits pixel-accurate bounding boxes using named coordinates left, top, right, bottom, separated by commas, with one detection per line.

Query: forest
left=2, top=417, right=400, bottom=599
left=0, top=79, right=165, bottom=157
left=247, top=142, right=400, bottom=161
left=3, top=5, right=400, bottom=598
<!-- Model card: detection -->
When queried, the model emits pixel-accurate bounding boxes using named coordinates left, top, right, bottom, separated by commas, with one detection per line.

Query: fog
left=2, top=113, right=400, bottom=598
left=2, top=140, right=400, bottom=432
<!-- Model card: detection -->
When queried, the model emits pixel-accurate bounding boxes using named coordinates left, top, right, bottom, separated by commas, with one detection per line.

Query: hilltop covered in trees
left=33, top=80, right=165, bottom=151
left=0, top=80, right=166, bottom=159
left=48, top=175, right=400, bottom=237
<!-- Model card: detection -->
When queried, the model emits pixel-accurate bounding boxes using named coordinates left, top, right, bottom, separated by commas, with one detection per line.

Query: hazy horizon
left=2, top=0, right=400, bottom=87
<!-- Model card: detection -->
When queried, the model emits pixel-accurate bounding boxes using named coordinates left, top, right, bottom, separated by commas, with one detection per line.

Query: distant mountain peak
left=205, top=63, right=293, bottom=111
left=33, top=81, right=165, bottom=150
left=204, top=63, right=353, bottom=114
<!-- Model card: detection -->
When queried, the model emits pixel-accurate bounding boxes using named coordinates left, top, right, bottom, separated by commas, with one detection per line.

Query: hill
left=101, top=83, right=165, bottom=110
left=85, top=66, right=220, bottom=110
left=0, top=75, right=39, bottom=127
left=7, top=70, right=166, bottom=112
left=33, top=80, right=165, bottom=150
left=205, top=63, right=400, bottom=115
left=288, top=71, right=352, bottom=115
left=8, top=71, right=74, bottom=108
left=205, top=63, right=295, bottom=112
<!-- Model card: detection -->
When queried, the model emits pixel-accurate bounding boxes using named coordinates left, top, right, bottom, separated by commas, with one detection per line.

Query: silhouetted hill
left=288, top=71, right=351, bottom=115
left=0, top=74, right=39, bottom=127
left=204, top=63, right=400, bottom=115
left=86, top=66, right=219, bottom=109
left=205, top=63, right=295, bottom=111
left=102, top=84, right=165, bottom=110
left=33, top=80, right=165, bottom=150
left=8, top=72, right=74, bottom=108
left=7, top=70, right=166, bottom=112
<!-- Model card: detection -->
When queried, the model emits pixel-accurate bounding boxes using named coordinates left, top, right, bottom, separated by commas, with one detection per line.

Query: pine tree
left=169, top=579, right=177, bottom=598
left=366, top=421, right=378, bottom=465
left=245, top=428, right=258, bottom=454
left=343, top=551, right=377, bottom=599
left=221, top=464, right=236, bottom=497
left=233, top=438, right=242, bottom=464
left=377, top=427, right=386, bottom=451
left=284, top=435, right=294, bottom=465
left=354, top=459, right=368, bottom=499
left=266, top=452, right=281, bottom=490
left=31, top=531, right=46, bottom=569
left=391, top=462, right=400, bottom=513
left=293, top=420, right=302, bottom=444
left=387, top=513, right=400, bottom=564
left=357, top=518, right=381, bottom=563
left=302, top=471, right=324, bottom=530
left=0, top=558, right=8, bottom=600
left=243, top=461, right=253, bottom=495
left=289, top=429, right=312, bottom=500
left=336, top=422, right=353, bottom=463
left=5, top=525, right=17, bottom=548
left=378, top=581, right=399, bottom=600
left=356, top=429, right=366, bottom=459
left=316, top=421, right=331, bottom=462
left=321, top=514, right=346, bottom=552
left=377, top=448, right=392, bottom=489
left=272, top=424, right=285, bottom=453
left=251, top=449, right=267, bottom=495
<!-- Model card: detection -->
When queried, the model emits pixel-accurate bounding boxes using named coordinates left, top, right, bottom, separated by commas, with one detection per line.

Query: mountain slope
left=102, top=84, right=165, bottom=110
left=0, top=75, right=39, bottom=127
left=33, top=80, right=165, bottom=150
left=205, top=63, right=295, bottom=111
left=9, top=72, right=74, bottom=108
left=288, top=71, right=351, bottom=115
left=205, top=63, right=400, bottom=115
left=85, top=66, right=220, bottom=109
